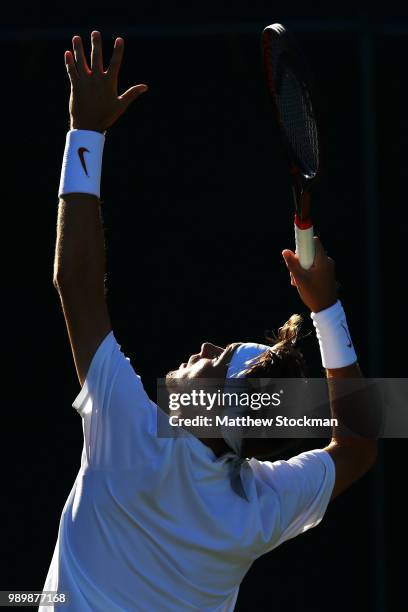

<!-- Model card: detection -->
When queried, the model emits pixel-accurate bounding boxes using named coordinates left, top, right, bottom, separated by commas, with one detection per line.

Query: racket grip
left=294, top=223, right=315, bottom=270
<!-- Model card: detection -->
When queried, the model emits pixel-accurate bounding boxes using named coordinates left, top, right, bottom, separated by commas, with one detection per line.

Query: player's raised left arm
left=53, top=31, right=148, bottom=385
left=283, top=238, right=377, bottom=500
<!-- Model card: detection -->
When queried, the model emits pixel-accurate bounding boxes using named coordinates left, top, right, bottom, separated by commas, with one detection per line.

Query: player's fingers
left=119, top=84, right=149, bottom=108
left=312, top=236, right=327, bottom=265
left=64, top=50, right=79, bottom=84
left=90, top=30, right=104, bottom=73
left=282, top=249, right=307, bottom=281
left=72, top=35, right=90, bottom=75
left=106, top=37, right=125, bottom=79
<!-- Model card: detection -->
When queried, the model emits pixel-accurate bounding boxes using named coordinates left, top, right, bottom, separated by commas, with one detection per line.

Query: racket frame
left=262, top=24, right=319, bottom=269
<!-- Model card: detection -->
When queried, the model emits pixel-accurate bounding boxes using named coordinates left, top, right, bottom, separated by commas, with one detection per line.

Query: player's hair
left=240, top=314, right=306, bottom=460
left=244, top=314, right=305, bottom=379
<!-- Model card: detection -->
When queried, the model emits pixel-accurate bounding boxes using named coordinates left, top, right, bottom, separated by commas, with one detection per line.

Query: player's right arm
left=282, top=238, right=377, bottom=500
left=53, top=32, right=147, bottom=385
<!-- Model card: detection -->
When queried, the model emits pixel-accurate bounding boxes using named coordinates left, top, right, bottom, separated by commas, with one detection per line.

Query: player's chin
left=164, top=370, right=191, bottom=397
left=165, top=369, right=179, bottom=382
left=165, top=369, right=186, bottom=388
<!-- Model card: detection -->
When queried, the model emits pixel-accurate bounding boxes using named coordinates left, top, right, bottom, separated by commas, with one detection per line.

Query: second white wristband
left=58, top=129, right=105, bottom=199
left=311, top=300, right=358, bottom=369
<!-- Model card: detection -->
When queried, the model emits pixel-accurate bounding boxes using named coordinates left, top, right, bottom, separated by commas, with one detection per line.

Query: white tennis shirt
left=41, top=332, right=335, bottom=611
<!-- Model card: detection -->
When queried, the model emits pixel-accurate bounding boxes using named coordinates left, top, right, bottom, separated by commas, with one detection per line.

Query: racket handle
left=294, top=223, right=315, bottom=270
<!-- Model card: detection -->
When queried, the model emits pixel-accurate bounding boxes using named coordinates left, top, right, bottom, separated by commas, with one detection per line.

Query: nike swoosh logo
left=78, top=147, right=90, bottom=176
left=341, top=322, right=353, bottom=348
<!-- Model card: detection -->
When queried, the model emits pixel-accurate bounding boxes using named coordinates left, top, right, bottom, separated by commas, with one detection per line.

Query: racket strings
left=276, top=68, right=319, bottom=177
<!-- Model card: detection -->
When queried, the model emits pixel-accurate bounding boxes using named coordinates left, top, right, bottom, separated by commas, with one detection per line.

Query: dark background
left=2, top=4, right=407, bottom=611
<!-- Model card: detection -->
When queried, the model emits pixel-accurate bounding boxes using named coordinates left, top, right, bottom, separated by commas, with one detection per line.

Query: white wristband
left=58, top=130, right=105, bottom=199
left=311, top=300, right=357, bottom=369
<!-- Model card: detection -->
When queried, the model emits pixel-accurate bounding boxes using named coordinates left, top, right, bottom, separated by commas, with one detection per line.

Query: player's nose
left=200, top=343, right=224, bottom=359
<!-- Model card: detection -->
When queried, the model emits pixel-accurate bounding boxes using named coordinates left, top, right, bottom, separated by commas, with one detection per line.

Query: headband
left=222, top=343, right=271, bottom=500
left=226, top=342, right=271, bottom=379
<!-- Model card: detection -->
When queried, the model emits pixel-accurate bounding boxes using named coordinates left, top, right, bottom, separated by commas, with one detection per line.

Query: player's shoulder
left=249, top=449, right=335, bottom=490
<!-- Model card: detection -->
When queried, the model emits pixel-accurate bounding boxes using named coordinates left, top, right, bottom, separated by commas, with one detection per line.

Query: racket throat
left=292, top=186, right=312, bottom=228
left=294, top=212, right=313, bottom=230
left=293, top=189, right=314, bottom=269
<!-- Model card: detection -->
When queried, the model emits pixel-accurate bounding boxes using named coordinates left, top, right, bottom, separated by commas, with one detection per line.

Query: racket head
left=262, top=23, right=320, bottom=186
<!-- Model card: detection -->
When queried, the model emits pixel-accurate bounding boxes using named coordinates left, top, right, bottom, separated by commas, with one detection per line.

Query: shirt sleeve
left=253, top=449, right=335, bottom=551
left=72, top=332, right=160, bottom=469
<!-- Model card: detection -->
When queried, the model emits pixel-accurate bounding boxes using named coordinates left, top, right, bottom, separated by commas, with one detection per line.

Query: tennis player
left=42, top=31, right=377, bottom=611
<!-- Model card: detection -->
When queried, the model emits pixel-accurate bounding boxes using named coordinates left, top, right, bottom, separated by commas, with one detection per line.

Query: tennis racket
left=261, top=23, right=320, bottom=270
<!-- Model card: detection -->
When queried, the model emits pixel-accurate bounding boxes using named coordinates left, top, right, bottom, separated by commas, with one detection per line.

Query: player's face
left=165, top=342, right=240, bottom=384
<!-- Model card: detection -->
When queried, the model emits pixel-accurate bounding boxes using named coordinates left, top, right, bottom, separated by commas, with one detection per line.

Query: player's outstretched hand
left=282, top=237, right=337, bottom=313
left=64, top=31, right=148, bottom=133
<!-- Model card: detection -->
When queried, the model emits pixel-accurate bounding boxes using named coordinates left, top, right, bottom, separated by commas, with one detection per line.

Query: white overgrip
left=295, top=224, right=315, bottom=270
